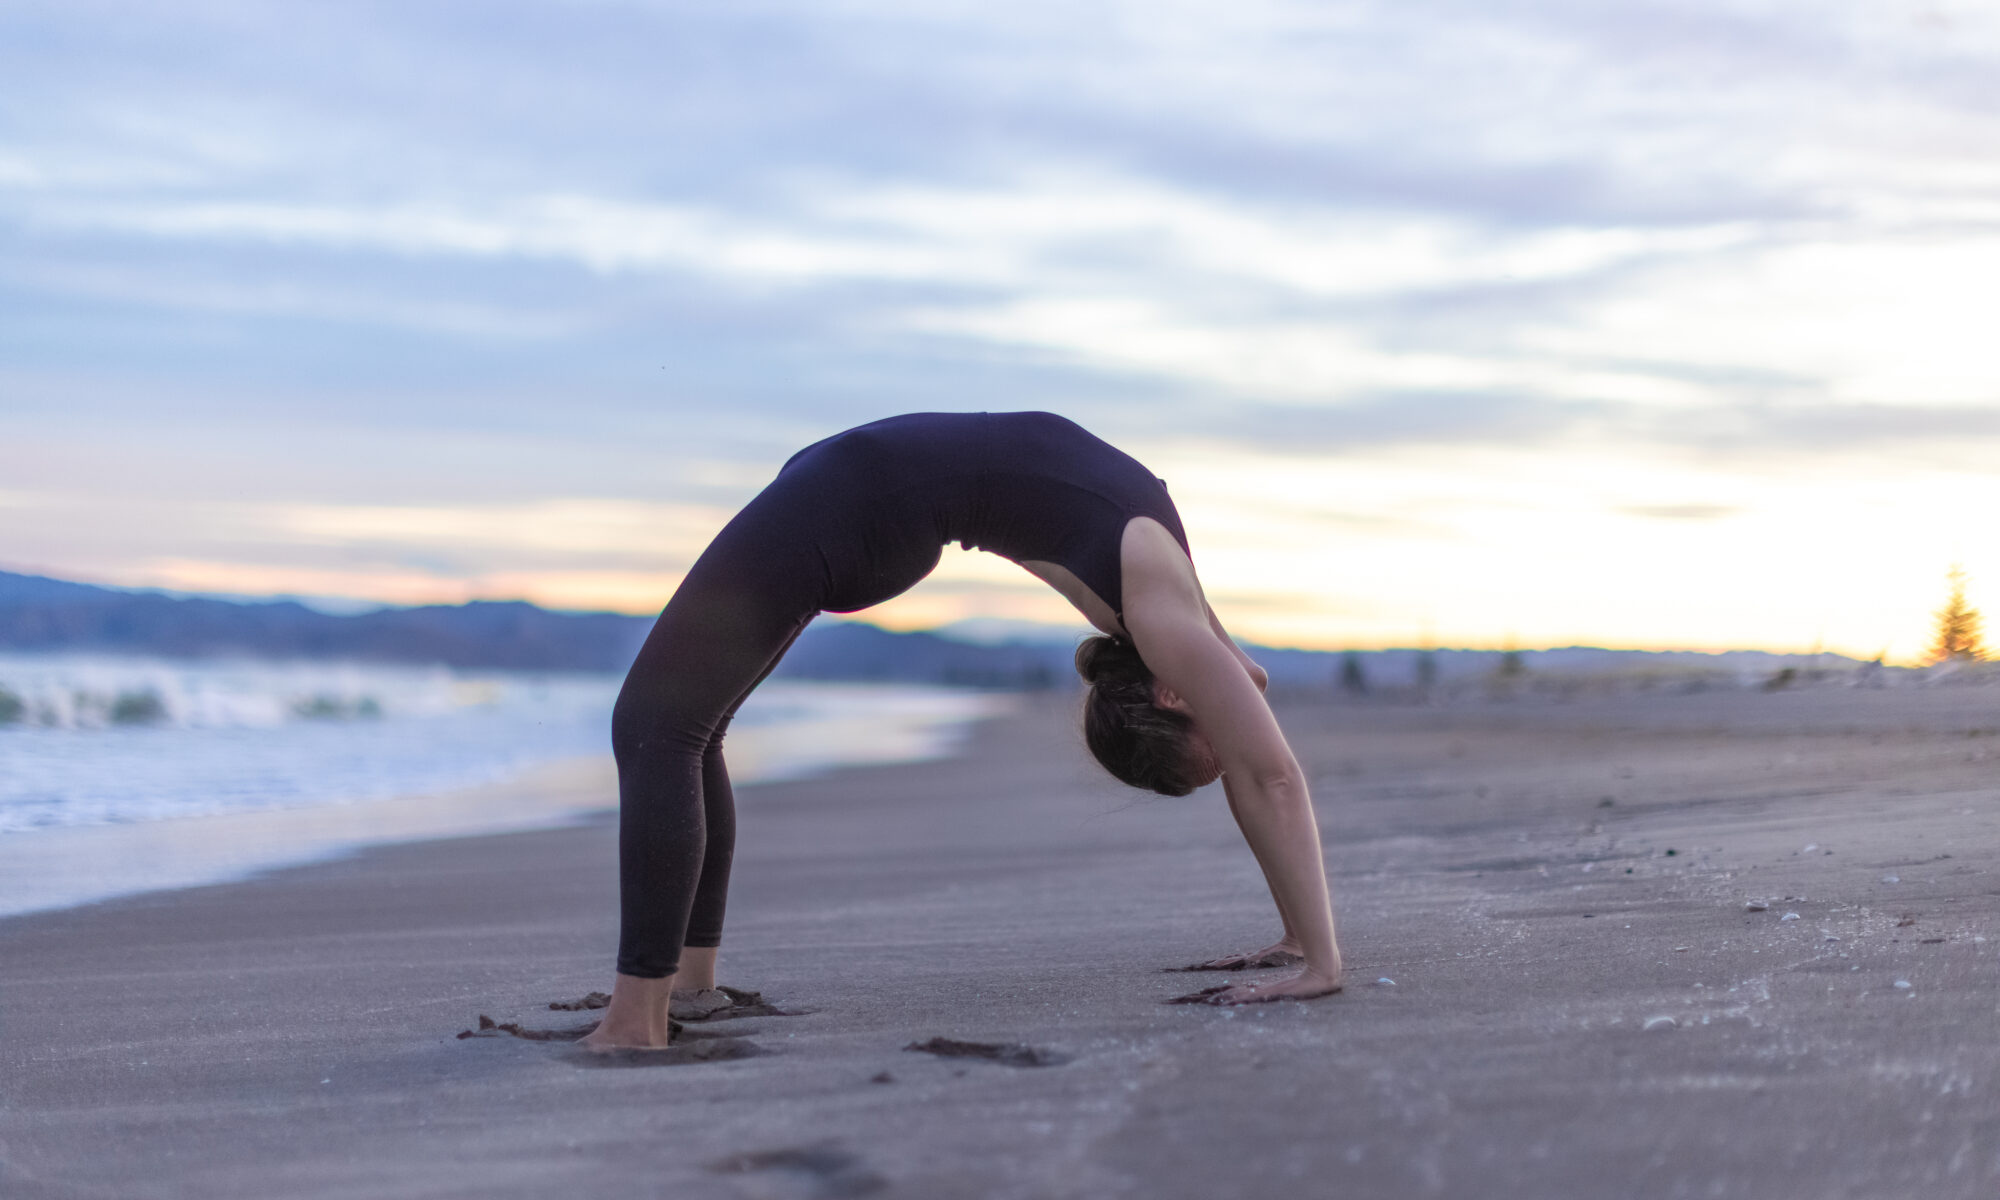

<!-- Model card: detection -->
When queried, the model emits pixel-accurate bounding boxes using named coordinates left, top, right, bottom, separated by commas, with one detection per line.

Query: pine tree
left=1929, top=565, right=1986, bottom=664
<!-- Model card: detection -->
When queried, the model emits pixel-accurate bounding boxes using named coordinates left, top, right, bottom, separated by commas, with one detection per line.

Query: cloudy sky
left=4, top=0, right=1998, bottom=659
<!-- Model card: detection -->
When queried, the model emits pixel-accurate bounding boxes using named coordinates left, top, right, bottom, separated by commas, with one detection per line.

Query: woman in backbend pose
left=584, top=412, right=1342, bottom=1050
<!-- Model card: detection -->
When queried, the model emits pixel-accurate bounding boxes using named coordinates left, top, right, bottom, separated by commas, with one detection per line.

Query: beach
left=3, top=686, right=1997, bottom=1199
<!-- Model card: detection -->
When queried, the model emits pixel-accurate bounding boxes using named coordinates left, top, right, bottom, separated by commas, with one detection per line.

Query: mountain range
left=0, top=568, right=1860, bottom=690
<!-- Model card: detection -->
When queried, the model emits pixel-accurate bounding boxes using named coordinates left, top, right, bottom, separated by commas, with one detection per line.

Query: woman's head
left=1075, top=634, right=1218, bottom=796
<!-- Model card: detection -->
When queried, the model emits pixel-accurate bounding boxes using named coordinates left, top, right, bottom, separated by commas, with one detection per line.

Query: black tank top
left=769, top=411, right=1192, bottom=618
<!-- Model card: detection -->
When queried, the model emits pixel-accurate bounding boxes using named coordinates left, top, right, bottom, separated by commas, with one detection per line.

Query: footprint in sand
left=903, top=1036, right=1071, bottom=1068
left=1163, top=949, right=1305, bottom=972
left=458, top=1013, right=759, bottom=1066
left=567, top=1036, right=761, bottom=1068
left=1163, top=985, right=1235, bottom=1005
left=676, top=985, right=800, bottom=1021
left=546, top=991, right=611, bottom=1011
left=457, top=1014, right=603, bottom=1042
left=710, top=1143, right=886, bottom=1198
left=546, top=984, right=799, bottom=1022
left=1163, top=982, right=1343, bottom=1005
left=461, top=985, right=801, bottom=1067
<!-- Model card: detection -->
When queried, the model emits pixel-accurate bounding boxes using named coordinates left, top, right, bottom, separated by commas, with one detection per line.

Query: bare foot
left=581, top=973, right=676, bottom=1051
left=1205, top=965, right=1343, bottom=1006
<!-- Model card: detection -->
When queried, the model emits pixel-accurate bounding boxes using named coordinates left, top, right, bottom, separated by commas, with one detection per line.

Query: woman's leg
left=676, top=620, right=809, bottom=990
left=586, top=527, right=815, bottom=1047
left=609, top=591, right=809, bottom=980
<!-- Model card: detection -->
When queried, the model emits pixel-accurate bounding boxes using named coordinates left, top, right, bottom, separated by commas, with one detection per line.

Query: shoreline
left=0, top=684, right=1018, bottom=921
left=0, top=753, right=618, bottom=920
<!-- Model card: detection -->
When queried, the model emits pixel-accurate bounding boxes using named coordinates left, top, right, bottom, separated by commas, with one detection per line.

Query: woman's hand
left=1126, top=534, right=1344, bottom=1006
left=1206, top=964, right=1343, bottom=1006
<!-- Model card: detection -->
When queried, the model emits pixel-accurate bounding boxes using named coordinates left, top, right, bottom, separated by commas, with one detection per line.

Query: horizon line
left=0, top=564, right=1925, bottom=665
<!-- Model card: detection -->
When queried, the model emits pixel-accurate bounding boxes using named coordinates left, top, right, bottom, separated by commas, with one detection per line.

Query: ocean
left=0, top=654, right=1015, bottom=915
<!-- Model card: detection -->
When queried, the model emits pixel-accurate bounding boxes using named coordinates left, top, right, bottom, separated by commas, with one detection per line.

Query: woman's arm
left=1210, top=752, right=1341, bottom=1000
left=1122, top=538, right=1341, bottom=1002
left=1189, top=603, right=1295, bottom=968
left=1206, top=604, right=1269, bottom=693
left=1223, top=773, right=1301, bottom=942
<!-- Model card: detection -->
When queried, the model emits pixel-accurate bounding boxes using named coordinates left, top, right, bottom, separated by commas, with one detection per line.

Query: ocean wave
left=0, top=655, right=1012, bottom=837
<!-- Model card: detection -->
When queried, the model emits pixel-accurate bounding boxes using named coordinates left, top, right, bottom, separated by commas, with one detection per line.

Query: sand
left=2, top=686, right=1997, bottom=1198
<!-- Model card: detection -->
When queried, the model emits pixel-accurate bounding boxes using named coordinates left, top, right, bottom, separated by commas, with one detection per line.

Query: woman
left=584, top=412, right=1342, bottom=1050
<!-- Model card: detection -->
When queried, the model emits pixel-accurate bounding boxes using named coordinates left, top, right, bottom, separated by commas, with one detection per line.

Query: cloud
left=1616, top=504, right=1741, bottom=521
left=1164, top=395, right=2000, bottom=463
left=269, top=498, right=730, bottom=563
left=3, top=258, right=587, bottom=340
left=1656, top=401, right=2000, bottom=455
left=5, top=0, right=2000, bottom=647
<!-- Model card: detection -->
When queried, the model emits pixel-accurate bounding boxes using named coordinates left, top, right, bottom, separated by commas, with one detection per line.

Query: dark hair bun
left=1073, top=633, right=1141, bottom=685
left=1074, top=634, right=1204, bottom=796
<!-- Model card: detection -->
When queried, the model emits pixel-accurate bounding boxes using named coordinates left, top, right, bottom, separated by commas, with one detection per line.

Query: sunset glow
left=4, top=2, right=1997, bottom=662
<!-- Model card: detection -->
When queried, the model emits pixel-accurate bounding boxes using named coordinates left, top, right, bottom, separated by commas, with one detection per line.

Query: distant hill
left=0, top=569, right=1082, bottom=682
left=0, top=568, right=1872, bottom=690
left=0, top=570, right=650, bottom=671
left=773, top=621, right=1072, bottom=688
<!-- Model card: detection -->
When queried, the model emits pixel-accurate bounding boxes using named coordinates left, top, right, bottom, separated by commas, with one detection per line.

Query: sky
left=3, top=0, right=1998, bottom=660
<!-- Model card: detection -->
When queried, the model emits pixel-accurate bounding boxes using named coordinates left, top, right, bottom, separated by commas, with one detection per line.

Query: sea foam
left=0, top=654, right=1013, bottom=915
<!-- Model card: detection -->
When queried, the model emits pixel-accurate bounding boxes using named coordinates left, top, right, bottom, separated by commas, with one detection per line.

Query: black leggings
left=608, top=495, right=822, bottom=979
left=606, top=411, right=1189, bottom=978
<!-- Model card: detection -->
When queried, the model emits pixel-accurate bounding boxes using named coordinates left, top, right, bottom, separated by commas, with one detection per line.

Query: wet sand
left=3, top=687, right=1997, bottom=1198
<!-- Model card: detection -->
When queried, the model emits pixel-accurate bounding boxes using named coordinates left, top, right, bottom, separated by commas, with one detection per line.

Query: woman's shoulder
left=1120, top=517, right=1205, bottom=618
left=1122, top=515, right=1195, bottom=572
